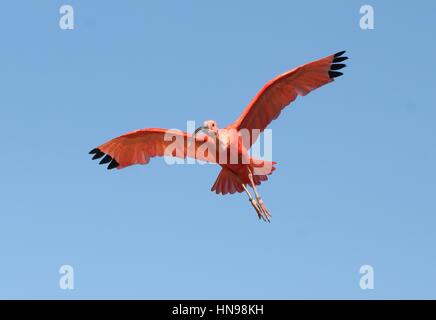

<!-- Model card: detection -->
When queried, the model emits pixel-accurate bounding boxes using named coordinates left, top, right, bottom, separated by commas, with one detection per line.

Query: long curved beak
left=192, top=126, right=207, bottom=139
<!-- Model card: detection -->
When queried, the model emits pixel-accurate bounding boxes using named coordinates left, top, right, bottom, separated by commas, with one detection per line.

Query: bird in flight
left=89, top=51, right=348, bottom=222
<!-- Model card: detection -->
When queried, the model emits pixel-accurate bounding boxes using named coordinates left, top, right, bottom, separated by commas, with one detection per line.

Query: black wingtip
left=92, top=150, right=105, bottom=160
left=89, top=148, right=119, bottom=170
left=99, top=154, right=112, bottom=165
left=333, top=56, right=348, bottom=63
left=330, top=63, right=346, bottom=71
left=107, top=159, right=119, bottom=170
left=334, top=50, right=346, bottom=57
left=329, top=51, right=348, bottom=79
left=329, top=71, right=343, bottom=78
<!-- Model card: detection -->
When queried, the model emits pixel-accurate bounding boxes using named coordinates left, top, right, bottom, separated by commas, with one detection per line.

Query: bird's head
left=193, top=120, right=218, bottom=139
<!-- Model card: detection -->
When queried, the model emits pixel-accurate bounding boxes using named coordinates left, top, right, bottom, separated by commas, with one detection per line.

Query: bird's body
left=90, top=51, right=348, bottom=221
left=209, top=128, right=270, bottom=188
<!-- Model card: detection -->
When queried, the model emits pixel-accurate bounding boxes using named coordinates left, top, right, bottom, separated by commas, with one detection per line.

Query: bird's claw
left=250, top=198, right=265, bottom=221
left=249, top=198, right=270, bottom=222
left=257, top=197, right=271, bottom=222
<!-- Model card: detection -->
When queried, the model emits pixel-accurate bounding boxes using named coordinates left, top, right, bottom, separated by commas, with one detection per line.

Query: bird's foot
left=257, top=197, right=271, bottom=222
left=249, top=198, right=271, bottom=222
left=249, top=198, right=266, bottom=222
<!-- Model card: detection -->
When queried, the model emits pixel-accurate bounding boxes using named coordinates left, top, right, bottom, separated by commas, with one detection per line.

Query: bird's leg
left=241, top=183, right=265, bottom=221
left=247, top=168, right=271, bottom=222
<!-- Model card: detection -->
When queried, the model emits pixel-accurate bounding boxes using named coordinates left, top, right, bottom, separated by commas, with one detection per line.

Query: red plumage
left=89, top=51, right=348, bottom=221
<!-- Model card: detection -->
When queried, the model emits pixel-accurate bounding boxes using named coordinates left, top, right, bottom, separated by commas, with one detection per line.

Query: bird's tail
left=211, top=161, right=277, bottom=196
left=211, top=168, right=245, bottom=195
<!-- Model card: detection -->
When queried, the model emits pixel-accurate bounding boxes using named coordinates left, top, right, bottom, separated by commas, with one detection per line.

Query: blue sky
left=0, top=1, right=435, bottom=299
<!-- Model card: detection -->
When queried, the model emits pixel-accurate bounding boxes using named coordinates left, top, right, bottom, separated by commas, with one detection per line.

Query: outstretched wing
left=89, top=128, right=216, bottom=170
left=228, top=51, right=348, bottom=146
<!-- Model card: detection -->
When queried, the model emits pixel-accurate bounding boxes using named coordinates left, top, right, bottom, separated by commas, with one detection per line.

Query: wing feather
left=228, top=51, right=348, bottom=146
left=89, top=128, right=216, bottom=170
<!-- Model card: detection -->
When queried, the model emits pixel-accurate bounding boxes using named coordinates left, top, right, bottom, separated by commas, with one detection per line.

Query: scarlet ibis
left=89, top=51, right=348, bottom=222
